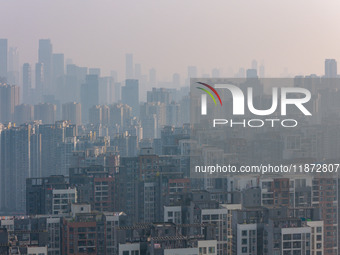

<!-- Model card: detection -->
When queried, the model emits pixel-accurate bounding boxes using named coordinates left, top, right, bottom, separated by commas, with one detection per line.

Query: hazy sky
left=1, top=0, right=340, bottom=80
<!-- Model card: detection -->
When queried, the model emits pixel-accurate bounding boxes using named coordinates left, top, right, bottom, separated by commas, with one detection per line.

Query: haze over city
left=2, top=0, right=340, bottom=80
left=1, top=1, right=340, bottom=255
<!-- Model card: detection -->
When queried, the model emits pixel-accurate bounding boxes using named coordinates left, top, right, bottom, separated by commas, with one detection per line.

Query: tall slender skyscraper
left=325, top=59, right=337, bottom=78
left=122, top=79, right=139, bottom=117
left=52, top=54, right=64, bottom=79
left=22, top=63, right=32, bottom=103
left=80, top=75, right=99, bottom=123
left=38, top=39, right=52, bottom=93
left=35, top=62, right=44, bottom=101
left=7, top=47, right=19, bottom=85
left=149, top=68, right=156, bottom=86
left=52, top=53, right=65, bottom=99
left=125, top=53, right=134, bottom=79
left=0, top=39, right=8, bottom=80
left=0, top=84, right=20, bottom=122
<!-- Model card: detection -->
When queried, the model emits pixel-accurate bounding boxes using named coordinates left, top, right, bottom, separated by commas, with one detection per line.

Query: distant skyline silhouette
left=1, top=0, right=340, bottom=80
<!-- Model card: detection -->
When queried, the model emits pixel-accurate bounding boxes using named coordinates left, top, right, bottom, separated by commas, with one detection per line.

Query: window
left=208, top=247, right=215, bottom=253
left=203, top=215, right=210, bottom=221
left=293, top=234, right=301, bottom=240
left=123, top=251, right=129, bottom=255
left=283, top=234, right=291, bottom=240
left=242, top=247, right=247, bottom=253
left=242, top=230, right=247, bottom=236
left=211, top=214, right=219, bottom=220
left=242, top=239, right=247, bottom=245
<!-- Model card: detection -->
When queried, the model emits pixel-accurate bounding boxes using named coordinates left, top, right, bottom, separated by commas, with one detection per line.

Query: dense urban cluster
left=0, top=38, right=339, bottom=255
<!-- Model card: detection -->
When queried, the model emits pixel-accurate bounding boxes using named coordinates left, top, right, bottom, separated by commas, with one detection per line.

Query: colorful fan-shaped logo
left=196, top=82, right=222, bottom=106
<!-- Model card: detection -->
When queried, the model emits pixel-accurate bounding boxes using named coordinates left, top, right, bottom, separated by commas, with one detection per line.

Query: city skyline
left=1, top=1, right=340, bottom=254
left=1, top=0, right=340, bottom=80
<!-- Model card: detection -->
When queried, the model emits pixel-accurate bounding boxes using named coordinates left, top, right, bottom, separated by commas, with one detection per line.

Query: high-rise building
left=14, top=104, right=34, bottom=125
left=134, top=63, right=141, bottom=79
left=110, top=70, right=118, bottom=82
left=149, top=68, right=156, bottom=86
left=52, top=53, right=64, bottom=95
left=325, top=59, right=337, bottom=78
left=99, top=77, right=114, bottom=105
left=89, top=105, right=102, bottom=125
left=125, top=53, right=134, bottom=79
left=0, top=124, right=32, bottom=213
left=37, top=121, right=76, bottom=177
left=80, top=75, right=99, bottom=123
left=22, top=63, right=32, bottom=103
left=211, top=68, right=220, bottom=78
left=201, top=208, right=229, bottom=255
left=0, top=84, right=20, bottom=122
left=147, top=87, right=171, bottom=104
left=38, top=39, right=53, bottom=93
left=259, top=64, right=265, bottom=78
left=34, top=103, right=56, bottom=124
left=263, top=218, right=311, bottom=255
left=35, top=62, right=44, bottom=100
left=246, top=69, right=258, bottom=78
left=0, top=39, right=8, bottom=80
left=7, top=47, right=19, bottom=85
left=62, top=102, right=82, bottom=125
left=251, top=59, right=258, bottom=70
left=122, top=79, right=139, bottom=117
left=110, top=103, right=132, bottom=129
left=89, top=68, right=100, bottom=76
left=26, top=175, right=70, bottom=215
left=187, top=66, right=197, bottom=78
left=114, top=82, right=121, bottom=102
left=172, top=73, right=180, bottom=86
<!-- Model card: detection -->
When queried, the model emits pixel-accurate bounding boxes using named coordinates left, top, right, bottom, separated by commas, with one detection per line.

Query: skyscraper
left=0, top=84, right=20, bottom=122
left=0, top=39, right=8, bottom=80
left=122, top=79, right=139, bottom=118
left=114, top=82, right=121, bottom=102
left=7, top=47, right=19, bottom=85
left=149, top=68, right=156, bottom=86
left=89, top=105, right=102, bottom=125
left=52, top=54, right=64, bottom=77
left=22, top=63, right=32, bottom=103
left=0, top=124, right=32, bottom=213
left=35, top=62, right=44, bottom=100
left=187, top=66, right=197, bottom=78
left=34, top=103, right=56, bottom=124
left=125, top=53, right=134, bottom=79
left=246, top=69, right=258, bottom=78
left=325, top=59, right=337, bottom=78
left=80, top=75, right=99, bottom=123
left=134, top=63, right=141, bottom=79
left=62, top=102, right=82, bottom=125
left=38, top=39, right=53, bottom=93
left=89, top=68, right=100, bottom=76
left=14, top=104, right=34, bottom=125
